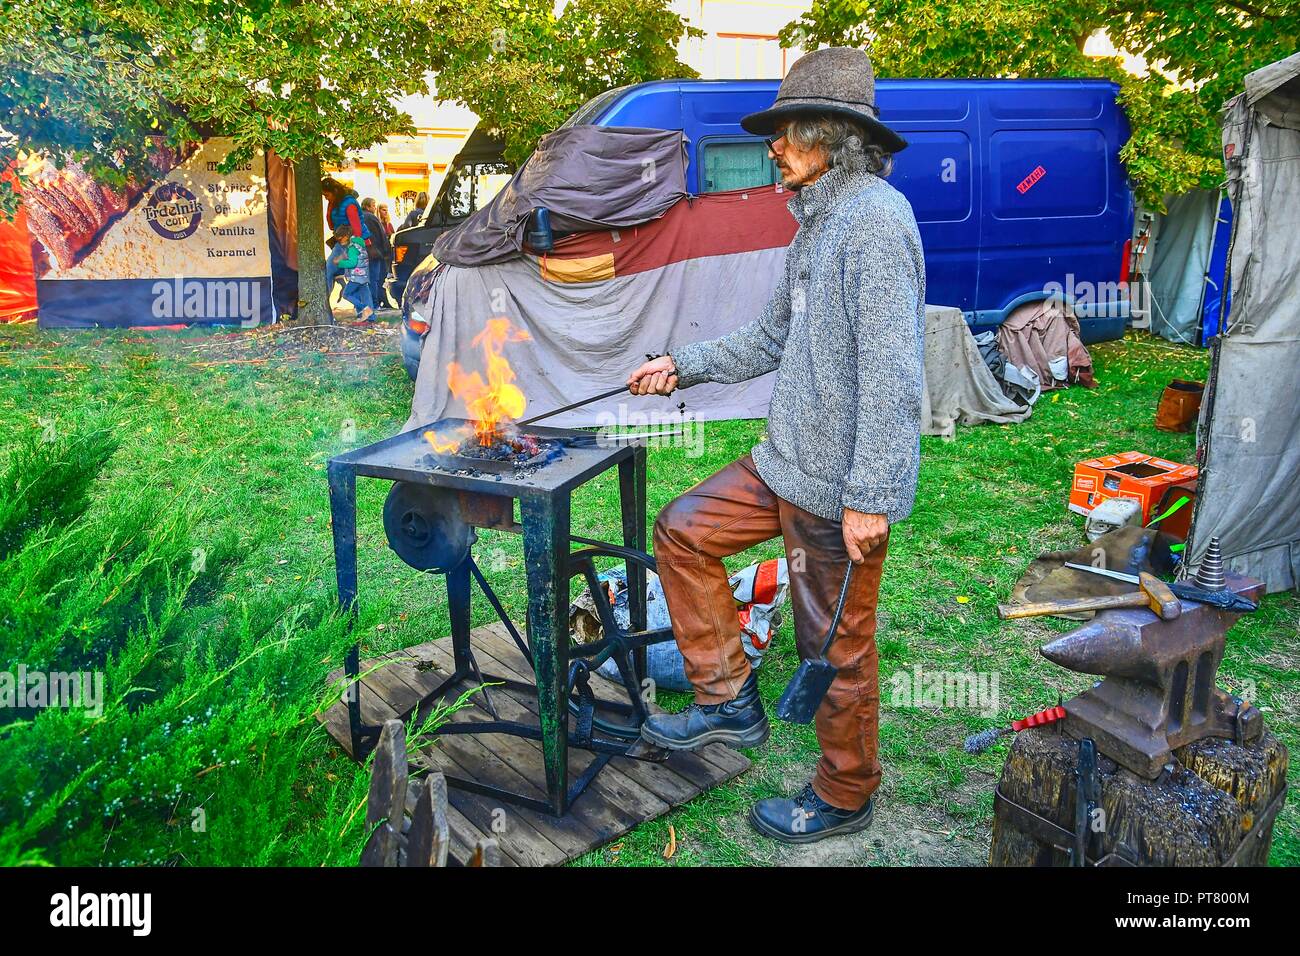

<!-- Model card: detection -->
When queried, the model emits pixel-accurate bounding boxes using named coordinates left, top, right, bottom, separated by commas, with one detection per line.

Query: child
left=328, top=223, right=374, bottom=321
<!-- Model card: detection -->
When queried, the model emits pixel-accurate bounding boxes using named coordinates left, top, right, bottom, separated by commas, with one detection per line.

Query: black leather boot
left=749, top=783, right=875, bottom=844
left=639, top=670, right=769, bottom=751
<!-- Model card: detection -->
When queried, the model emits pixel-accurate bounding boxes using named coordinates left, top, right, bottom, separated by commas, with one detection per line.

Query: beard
left=779, top=162, right=825, bottom=191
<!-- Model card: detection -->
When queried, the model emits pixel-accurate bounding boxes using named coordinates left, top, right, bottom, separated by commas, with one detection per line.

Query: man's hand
left=842, top=509, right=888, bottom=564
left=628, top=355, right=679, bottom=396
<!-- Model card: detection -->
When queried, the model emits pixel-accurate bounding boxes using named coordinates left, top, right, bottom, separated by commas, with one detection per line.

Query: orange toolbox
left=1069, top=451, right=1198, bottom=522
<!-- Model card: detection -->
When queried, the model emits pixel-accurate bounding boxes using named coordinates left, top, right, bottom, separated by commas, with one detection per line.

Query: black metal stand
left=327, top=436, right=672, bottom=817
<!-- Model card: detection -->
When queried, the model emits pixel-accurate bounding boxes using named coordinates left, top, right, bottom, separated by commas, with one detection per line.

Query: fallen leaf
left=663, top=824, right=677, bottom=860
left=956, top=596, right=970, bottom=604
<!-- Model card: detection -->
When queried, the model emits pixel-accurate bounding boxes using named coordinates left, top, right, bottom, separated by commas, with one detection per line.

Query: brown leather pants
left=653, top=454, right=888, bottom=810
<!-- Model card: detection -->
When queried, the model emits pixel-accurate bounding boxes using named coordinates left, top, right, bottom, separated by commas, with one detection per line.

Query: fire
left=425, top=318, right=531, bottom=452
left=423, top=429, right=462, bottom=454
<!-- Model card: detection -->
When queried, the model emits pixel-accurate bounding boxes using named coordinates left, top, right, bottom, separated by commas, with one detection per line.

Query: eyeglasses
left=764, top=131, right=787, bottom=151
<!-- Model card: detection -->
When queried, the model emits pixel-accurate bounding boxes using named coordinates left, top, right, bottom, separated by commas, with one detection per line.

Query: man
left=626, top=47, right=925, bottom=844
left=360, top=197, right=394, bottom=309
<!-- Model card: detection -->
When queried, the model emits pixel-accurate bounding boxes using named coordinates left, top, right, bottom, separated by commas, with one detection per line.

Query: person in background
left=402, top=191, right=429, bottom=228
left=321, top=178, right=371, bottom=300
left=361, top=197, right=394, bottom=309
left=327, top=223, right=374, bottom=322
left=378, top=203, right=398, bottom=308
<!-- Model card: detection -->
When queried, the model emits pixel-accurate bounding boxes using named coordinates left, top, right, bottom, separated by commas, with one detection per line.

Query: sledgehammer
left=997, top=571, right=1182, bottom=621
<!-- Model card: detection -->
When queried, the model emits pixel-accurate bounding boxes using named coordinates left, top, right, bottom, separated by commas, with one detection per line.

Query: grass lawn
left=0, top=320, right=1295, bottom=867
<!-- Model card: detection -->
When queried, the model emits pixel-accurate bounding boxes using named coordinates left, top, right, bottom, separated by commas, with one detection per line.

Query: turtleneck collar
left=788, top=163, right=874, bottom=225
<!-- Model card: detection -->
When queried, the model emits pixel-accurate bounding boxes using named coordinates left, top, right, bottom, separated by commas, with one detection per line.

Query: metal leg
left=344, top=644, right=366, bottom=757
left=469, top=557, right=533, bottom=668
left=619, top=446, right=649, bottom=684
left=520, top=491, right=571, bottom=816
left=328, top=462, right=379, bottom=758
left=435, top=560, right=496, bottom=719
left=447, top=560, right=474, bottom=673
left=327, top=462, right=359, bottom=611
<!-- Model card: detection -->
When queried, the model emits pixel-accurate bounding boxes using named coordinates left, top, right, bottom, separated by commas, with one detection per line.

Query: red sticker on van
left=1016, top=165, right=1046, bottom=194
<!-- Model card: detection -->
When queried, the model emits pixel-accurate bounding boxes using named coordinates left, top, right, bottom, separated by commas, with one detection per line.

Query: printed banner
left=25, top=138, right=274, bottom=328
left=0, top=165, right=38, bottom=322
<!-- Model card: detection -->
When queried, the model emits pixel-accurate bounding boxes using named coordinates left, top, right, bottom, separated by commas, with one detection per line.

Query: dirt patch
left=717, top=792, right=989, bottom=866
left=168, top=317, right=401, bottom=370
left=717, top=763, right=991, bottom=866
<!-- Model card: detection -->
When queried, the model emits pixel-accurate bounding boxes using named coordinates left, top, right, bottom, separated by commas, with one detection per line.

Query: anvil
left=1041, top=571, right=1265, bottom=778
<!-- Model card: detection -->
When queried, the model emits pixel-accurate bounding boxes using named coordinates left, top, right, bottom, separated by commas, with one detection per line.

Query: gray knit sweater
left=671, top=164, right=925, bottom=524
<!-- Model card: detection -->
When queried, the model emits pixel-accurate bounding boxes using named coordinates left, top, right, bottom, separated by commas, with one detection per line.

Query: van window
left=701, top=140, right=779, bottom=193
left=561, top=86, right=631, bottom=127
left=436, top=162, right=513, bottom=221
left=472, top=163, right=513, bottom=209
left=443, top=167, right=474, bottom=219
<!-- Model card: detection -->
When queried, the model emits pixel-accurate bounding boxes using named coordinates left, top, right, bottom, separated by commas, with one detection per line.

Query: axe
left=774, top=562, right=854, bottom=724
left=998, top=571, right=1182, bottom=621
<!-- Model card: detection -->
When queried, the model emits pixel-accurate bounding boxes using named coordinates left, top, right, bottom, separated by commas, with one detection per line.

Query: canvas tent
left=1188, top=52, right=1300, bottom=593
left=1146, top=190, right=1232, bottom=346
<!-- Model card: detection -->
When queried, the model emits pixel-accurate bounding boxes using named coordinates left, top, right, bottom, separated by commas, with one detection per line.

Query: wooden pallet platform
left=318, top=622, right=751, bottom=866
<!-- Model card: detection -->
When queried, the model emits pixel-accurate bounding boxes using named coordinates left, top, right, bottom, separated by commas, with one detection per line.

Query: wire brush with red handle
left=964, top=705, right=1067, bottom=754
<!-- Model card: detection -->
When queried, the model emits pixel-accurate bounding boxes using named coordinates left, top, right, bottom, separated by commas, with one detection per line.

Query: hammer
left=998, top=572, right=1182, bottom=621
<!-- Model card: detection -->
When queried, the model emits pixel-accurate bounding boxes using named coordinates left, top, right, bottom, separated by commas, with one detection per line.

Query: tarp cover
left=1190, top=52, right=1300, bottom=592
left=430, top=126, right=688, bottom=268
left=922, top=305, right=1033, bottom=435
left=996, top=299, right=1096, bottom=389
left=406, top=183, right=797, bottom=431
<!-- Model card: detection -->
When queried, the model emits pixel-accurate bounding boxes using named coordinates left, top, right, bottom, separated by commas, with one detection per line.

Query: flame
left=425, top=318, right=531, bottom=452
left=423, top=429, right=462, bottom=454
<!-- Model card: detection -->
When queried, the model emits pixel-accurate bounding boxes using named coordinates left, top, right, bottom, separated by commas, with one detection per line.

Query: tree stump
left=989, top=726, right=1287, bottom=866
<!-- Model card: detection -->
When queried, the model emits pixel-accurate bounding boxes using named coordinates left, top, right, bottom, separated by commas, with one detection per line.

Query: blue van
left=396, top=77, right=1133, bottom=376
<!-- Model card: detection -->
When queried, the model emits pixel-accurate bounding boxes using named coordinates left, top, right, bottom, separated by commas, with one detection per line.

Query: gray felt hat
left=740, top=46, right=908, bottom=154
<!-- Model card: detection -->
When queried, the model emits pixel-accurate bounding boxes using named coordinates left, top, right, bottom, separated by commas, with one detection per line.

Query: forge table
left=327, top=420, right=673, bottom=817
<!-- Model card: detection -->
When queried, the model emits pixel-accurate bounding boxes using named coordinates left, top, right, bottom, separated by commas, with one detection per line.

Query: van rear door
left=975, top=81, right=1131, bottom=335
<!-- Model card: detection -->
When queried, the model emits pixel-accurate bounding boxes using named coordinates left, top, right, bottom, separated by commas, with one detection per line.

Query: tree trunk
left=294, top=154, right=331, bottom=325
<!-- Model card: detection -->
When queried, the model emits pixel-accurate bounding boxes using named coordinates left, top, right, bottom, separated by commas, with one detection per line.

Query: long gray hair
left=784, top=114, right=893, bottom=177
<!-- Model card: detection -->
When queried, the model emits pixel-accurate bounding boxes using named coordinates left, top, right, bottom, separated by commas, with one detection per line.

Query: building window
left=397, top=189, right=420, bottom=220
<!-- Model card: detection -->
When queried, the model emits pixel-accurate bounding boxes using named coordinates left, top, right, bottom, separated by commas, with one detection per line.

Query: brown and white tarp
left=406, top=182, right=1039, bottom=437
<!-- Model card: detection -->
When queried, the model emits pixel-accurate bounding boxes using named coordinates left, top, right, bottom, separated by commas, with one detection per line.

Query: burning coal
left=425, top=318, right=532, bottom=455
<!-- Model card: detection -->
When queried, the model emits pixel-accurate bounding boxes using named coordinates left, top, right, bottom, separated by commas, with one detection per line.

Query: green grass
left=0, top=322, right=1295, bottom=867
